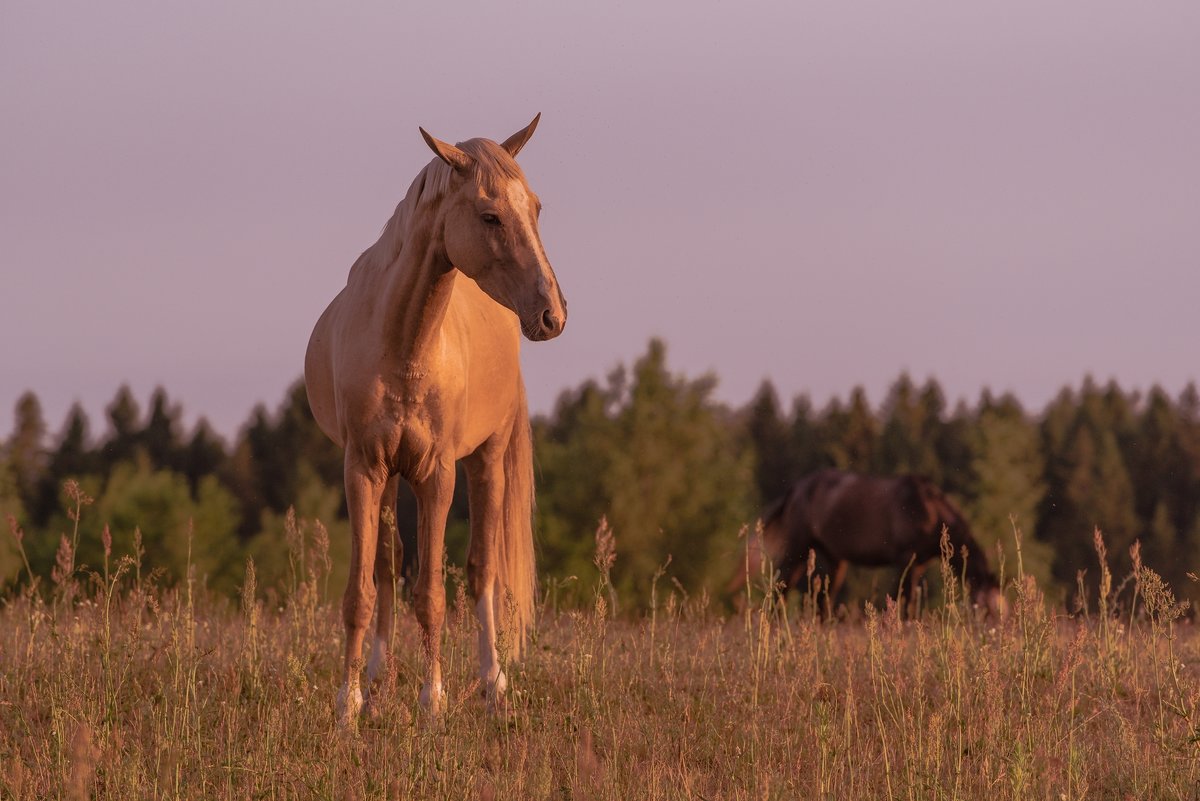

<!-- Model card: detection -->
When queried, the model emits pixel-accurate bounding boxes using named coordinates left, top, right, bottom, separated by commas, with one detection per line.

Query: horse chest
left=368, top=390, right=448, bottom=478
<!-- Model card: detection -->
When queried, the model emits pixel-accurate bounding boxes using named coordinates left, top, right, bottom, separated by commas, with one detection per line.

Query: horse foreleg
left=366, top=476, right=401, bottom=698
left=338, top=462, right=385, bottom=728
left=826, top=560, right=849, bottom=617
left=464, top=450, right=507, bottom=706
left=412, top=462, right=455, bottom=715
left=906, top=561, right=929, bottom=618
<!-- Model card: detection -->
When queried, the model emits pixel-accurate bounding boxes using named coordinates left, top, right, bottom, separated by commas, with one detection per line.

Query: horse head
left=902, top=479, right=1008, bottom=618
left=926, top=491, right=1006, bottom=617
left=419, top=114, right=567, bottom=341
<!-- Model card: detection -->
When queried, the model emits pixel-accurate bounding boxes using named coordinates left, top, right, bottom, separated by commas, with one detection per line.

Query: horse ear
left=420, top=128, right=473, bottom=173
left=500, top=113, right=541, bottom=158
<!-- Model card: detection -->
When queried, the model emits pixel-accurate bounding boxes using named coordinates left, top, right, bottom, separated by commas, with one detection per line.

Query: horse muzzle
left=524, top=289, right=567, bottom=341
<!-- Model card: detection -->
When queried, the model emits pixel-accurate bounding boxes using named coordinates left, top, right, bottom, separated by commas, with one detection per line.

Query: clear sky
left=2, top=1, right=1198, bottom=440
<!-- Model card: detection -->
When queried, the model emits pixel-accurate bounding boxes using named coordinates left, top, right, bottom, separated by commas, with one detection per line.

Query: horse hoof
left=484, top=670, right=508, bottom=713
left=336, top=684, right=363, bottom=729
left=419, top=681, right=445, bottom=716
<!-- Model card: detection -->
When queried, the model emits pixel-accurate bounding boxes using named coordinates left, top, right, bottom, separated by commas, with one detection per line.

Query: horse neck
left=952, top=529, right=995, bottom=587
left=372, top=198, right=456, bottom=369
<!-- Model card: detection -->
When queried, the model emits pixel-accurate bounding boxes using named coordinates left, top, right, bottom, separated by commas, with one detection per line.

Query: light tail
left=498, top=382, right=536, bottom=658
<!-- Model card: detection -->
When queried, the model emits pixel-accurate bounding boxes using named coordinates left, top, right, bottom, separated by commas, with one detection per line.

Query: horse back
left=810, top=473, right=926, bottom=564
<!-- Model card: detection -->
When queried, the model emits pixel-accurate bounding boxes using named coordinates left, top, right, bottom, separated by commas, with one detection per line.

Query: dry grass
left=2, top=514, right=1200, bottom=800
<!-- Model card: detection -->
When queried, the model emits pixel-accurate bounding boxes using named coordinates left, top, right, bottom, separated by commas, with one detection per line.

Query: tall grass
left=2, top=500, right=1199, bottom=800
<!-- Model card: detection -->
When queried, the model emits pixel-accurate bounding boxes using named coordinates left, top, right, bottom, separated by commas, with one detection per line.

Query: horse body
left=740, top=469, right=1000, bottom=610
left=305, top=116, right=565, bottom=724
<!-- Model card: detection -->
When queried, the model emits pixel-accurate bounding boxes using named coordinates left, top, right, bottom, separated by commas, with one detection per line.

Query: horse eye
left=481, top=213, right=502, bottom=227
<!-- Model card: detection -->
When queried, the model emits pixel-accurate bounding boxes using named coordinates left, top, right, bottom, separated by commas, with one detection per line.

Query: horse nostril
left=541, top=308, right=561, bottom=333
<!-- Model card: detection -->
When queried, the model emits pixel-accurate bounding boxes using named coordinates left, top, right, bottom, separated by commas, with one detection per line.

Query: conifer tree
left=967, top=394, right=1054, bottom=592
left=535, top=340, right=755, bottom=605
left=788, top=394, right=825, bottom=480
left=32, top=403, right=95, bottom=525
left=182, top=420, right=227, bottom=492
left=878, top=373, right=944, bottom=482
left=100, top=385, right=142, bottom=469
left=745, top=380, right=793, bottom=504
left=821, top=387, right=878, bottom=472
left=142, top=387, right=184, bottom=473
left=5, top=391, right=47, bottom=511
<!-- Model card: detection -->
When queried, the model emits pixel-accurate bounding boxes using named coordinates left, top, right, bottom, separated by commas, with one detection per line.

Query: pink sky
left=2, top=1, right=1198, bottom=439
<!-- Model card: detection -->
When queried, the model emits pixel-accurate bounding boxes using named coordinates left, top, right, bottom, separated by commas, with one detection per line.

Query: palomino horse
left=305, top=115, right=566, bottom=724
left=731, top=470, right=1002, bottom=612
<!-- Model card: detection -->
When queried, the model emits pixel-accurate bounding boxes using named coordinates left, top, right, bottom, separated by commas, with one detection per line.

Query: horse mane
left=348, top=138, right=527, bottom=285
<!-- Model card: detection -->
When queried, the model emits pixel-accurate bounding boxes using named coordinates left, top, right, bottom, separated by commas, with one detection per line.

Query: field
left=2, top=520, right=1200, bottom=801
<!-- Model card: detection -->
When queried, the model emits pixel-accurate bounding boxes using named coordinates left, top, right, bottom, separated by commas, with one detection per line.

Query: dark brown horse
left=732, top=469, right=1003, bottom=612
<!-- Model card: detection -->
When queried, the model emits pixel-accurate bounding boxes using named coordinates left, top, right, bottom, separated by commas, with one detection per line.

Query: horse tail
left=499, top=381, right=537, bottom=659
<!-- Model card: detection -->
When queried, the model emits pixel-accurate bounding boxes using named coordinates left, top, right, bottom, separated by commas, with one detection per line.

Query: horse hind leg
left=464, top=448, right=508, bottom=707
left=824, top=560, right=849, bottom=619
left=365, top=476, right=401, bottom=703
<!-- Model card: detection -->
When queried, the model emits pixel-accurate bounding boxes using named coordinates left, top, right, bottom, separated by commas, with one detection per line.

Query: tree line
left=2, top=338, right=1198, bottom=608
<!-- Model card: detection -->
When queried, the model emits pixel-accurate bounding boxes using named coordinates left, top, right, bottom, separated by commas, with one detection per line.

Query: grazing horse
left=305, top=115, right=566, bottom=724
left=732, top=470, right=1002, bottom=612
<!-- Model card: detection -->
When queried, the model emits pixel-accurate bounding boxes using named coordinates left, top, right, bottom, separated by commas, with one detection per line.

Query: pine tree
left=5, top=391, right=47, bottom=511
left=937, top=397, right=976, bottom=497
left=534, top=339, right=756, bottom=606
left=99, top=385, right=143, bottom=469
left=967, top=398, right=1054, bottom=593
left=142, top=387, right=184, bottom=473
left=744, top=380, right=793, bottom=504
left=878, top=373, right=944, bottom=482
left=788, top=394, right=825, bottom=479
left=181, top=420, right=227, bottom=492
left=1043, top=421, right=1139, bottom=589
left=0, top=452, right=27, bottom=587
left=535, top=378, right=621, bottom=586
left=32, top=403, right=95, bottom=525
left=822, top=387, right=878, bottom=472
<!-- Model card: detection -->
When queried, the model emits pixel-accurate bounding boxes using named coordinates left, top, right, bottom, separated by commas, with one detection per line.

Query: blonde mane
left=350, top=138, right=527, bottom=284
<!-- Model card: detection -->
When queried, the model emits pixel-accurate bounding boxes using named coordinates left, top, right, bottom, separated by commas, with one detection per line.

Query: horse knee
left=412, top=586, right=445, bottom=628
left=342, top=583, right=376, bottom=631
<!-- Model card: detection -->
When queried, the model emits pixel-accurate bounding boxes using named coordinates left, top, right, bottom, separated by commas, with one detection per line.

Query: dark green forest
left=3, top=338, right=1199, bottom=609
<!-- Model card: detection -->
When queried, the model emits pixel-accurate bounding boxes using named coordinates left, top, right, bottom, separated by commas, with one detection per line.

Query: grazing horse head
left=924, top=487, right=1006, bottom=617
left=420, top=115, right=567, bottom=341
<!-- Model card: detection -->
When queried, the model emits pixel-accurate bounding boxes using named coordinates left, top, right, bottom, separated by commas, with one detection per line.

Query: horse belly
left=304, top=300, right=345, bottom=448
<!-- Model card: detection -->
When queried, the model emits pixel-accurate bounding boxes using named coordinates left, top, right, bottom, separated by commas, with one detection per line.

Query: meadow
left=2, top=510, right=1199, bottom=801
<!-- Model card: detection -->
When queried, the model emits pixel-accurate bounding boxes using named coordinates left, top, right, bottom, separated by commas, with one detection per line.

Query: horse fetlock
left=336, top=682, right=364, bottom=729
left=486, top=669, right=508, bottom=702
left=419, top=680, right=445, bottom=716
left=366, top=636, right=390, bottom=684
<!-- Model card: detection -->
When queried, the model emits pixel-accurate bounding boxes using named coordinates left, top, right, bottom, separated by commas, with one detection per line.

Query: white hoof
left=336, top=683, right=363, bottom=728
left=487, top=670, right=508, bottom=699
left=485, top=670, right=508, bottom=711
left=419, top=681, right=445, bottom=716
left=366, top=637, right=389, bottom=684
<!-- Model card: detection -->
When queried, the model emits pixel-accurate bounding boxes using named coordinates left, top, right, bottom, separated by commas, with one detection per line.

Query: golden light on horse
left=304, top=114, right=565, bottom=725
